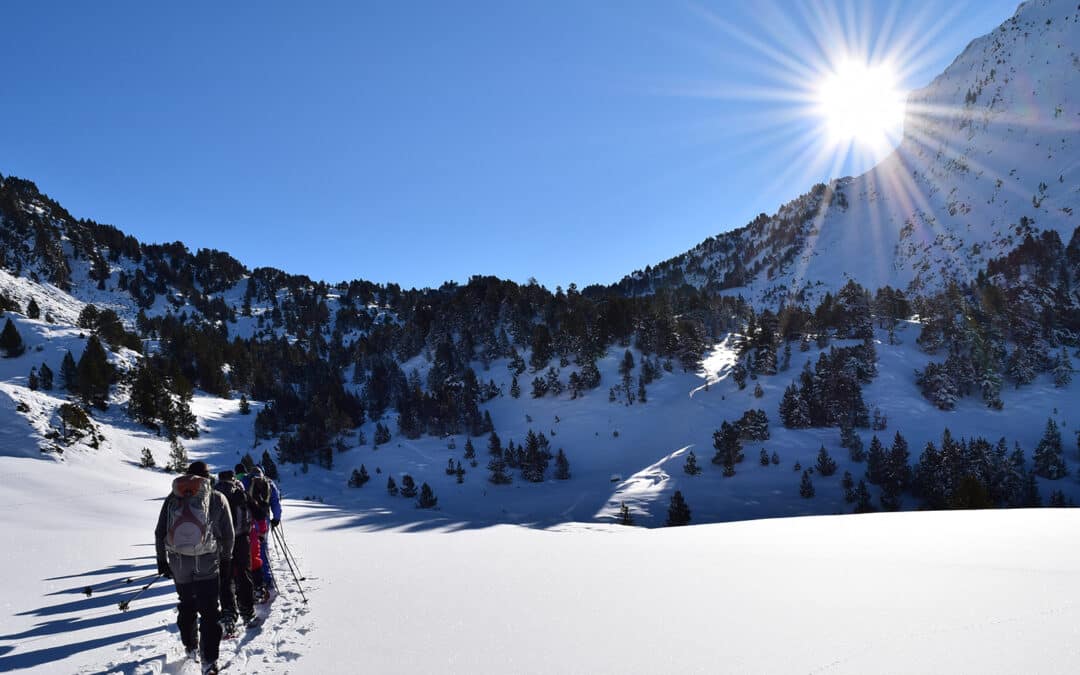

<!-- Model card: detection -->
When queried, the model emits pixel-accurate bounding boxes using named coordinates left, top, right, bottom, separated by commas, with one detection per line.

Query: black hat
left=235, top=463, right=247, bottom=474
left=218, top=469, right=235, bottom=482
left=186, top=461, right=210, bottom=478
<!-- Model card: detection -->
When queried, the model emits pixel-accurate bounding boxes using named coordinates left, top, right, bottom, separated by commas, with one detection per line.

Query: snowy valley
left=1, top=0, right=1080, bottom=673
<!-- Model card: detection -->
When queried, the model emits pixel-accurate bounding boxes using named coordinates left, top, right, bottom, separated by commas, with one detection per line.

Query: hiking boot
left=219, top=615, right=237, bottom=637
left=185, top=648, right=200, bottom=663
left=202, top=660, right=219, bottom=674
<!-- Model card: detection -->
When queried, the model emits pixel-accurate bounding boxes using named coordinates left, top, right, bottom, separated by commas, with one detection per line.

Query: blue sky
left=2, top=1, right=1020, bottom=290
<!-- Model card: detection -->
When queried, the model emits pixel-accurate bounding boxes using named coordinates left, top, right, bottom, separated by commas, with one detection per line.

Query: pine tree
left=39, top=363, right=53, bottom=390
left=853, top=480, right=874, bottom=513
left=455, top=461, right=465, bottom=483
left=753, top=382, right=763, bottom=398
left=487, top=447, right=512, bottom=484
left=684, top=450, right=703, bottom=475
left=482, top=410, right=495, bottom=433
left=510, top=375, right=521, bottom=398
left=617, top=501, right=634, bottom=526
left=799, top=470, right=815, bottom=498
left=168, top=437, right=188, bottom=473
left=76, top=335, right=113, bottom=409
left=0, top=318, right=24, bottom=358
left=554, top=448, right=571, bottom=480
left=666, top=491, right=691, bottom=526
left=815, top=446, right=837, bottom=476
left=61, top=351, right=78, bottom=391
left=866, top=435, right=886, bottom=484
left=759, top=448, right=770, bottom=466
left=841, top=470, right=855, bottom=502
left=637, top=376, right=647, bottom=403
left=487, top=431, right=502, bottom=456
left=778, top=384, right=810, bottom=428
left=1053, top=347, right=1073, bottom=388
left=261, top=450, right=279, bottom=480
left=26, top=298, right=40, bottom=320
left=28, top=367, right=39, bottom=390
left=712, top=421, right=743, bottom=467
left=1032, top=418, right=1068, bottom=479
left=139, top=447, right=156, bottom=468
left=387, top=476, right=398, bottom=496
left=400, top=474, right=418, bottom=498
left=771, top=450, right=780, bottom=465
left=417, top=482, right=437, bottom=508
left=463, top=437, right=476, bottom=461
left=239, top=395, right=251, bottom=415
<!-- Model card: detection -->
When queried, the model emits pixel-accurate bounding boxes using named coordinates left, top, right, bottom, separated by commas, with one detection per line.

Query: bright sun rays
left=815, top=59, right=905, bottom=155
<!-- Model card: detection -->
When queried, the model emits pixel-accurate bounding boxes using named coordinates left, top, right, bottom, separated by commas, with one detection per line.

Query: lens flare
left=816, top=60, right=905, bottom=150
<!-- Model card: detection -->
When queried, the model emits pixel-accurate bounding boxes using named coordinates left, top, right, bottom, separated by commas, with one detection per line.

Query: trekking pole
left=83, top=571, right=159, bottom=597
left=274, top=523, right=306, bottom=581
left=117, top=573, right=164, bottom=611
left=271, top=527, right=307, bottom=603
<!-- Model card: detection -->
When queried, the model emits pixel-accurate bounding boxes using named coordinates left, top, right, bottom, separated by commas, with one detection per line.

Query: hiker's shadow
left=0, top=551, right=177, bottom=672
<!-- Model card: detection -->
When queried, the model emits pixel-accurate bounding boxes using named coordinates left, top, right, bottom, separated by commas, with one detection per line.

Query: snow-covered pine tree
left=799, top=470, right=815, bottom=498
left=387, top=476, right=398, bottom=496
left=778, top=383, right=810, bottom=428
left=866, top=436, right=886, bottom=484
left=1052, top=347, right=1073, bottom=388
left=815, top=446, right=837, bottom=477
left=168, top=437, right=188, bottom=473
left=759, top=449, right=769, bottom=466
left=1032, top=418, right=1067, bottom=479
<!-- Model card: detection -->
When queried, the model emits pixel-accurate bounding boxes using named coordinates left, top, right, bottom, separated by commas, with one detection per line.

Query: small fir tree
left=0, top=318, right=25, bottom=357
left=455, top=461, right=465, bottom=483
left=510, top=375, right=521, bottom=398
left=387, top=476, right=398, bottom=496
left=417, top=482, right=438, bottom=508
left=400, top=474, right=418, bottom=498
left=666, top=491, right=691, bottom=526
left=815, top=446, right=837, bottom=476
left=463, top=437, right=476, bottom=461
left=759, top=448, right=770, bottom=466
left=554, top=448, right=571, bottom=480
left=28, top=367, right=39, bottom=391
left=771, top=450, right=780, bottom=465
left=168, top=437, right=188, bottom=473
left=618, top=501, right=634, bottom=526
left=239, top=395, right=251, bottom=415
left=26, top=298, right=40, bottom=320
left=39, top=363, right=53, bottom=390
left=853, top=480, right=875, bottom=513
left=684, top=450, right=703, bottom=475
left=1032, top=418, right=1068, bottom=479
left=348, top=465, right=371, bottom=487
left=799, top=470, right=815, bottom=498
left=139, top=448, right=156, bottom=468
left=61, top=351, right=77, bottom=390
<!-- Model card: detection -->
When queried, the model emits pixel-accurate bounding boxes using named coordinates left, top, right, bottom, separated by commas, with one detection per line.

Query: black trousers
left=176, top=577, right=222, bottom=662
left=220, top=536, right=255, bottom=620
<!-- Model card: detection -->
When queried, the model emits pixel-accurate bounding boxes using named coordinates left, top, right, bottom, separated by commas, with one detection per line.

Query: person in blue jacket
left=235, top=463, right=281, bottom=599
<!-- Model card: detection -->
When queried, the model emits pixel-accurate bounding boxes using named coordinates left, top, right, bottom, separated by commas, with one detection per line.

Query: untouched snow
left=1, top=446, right=1078, bottom=674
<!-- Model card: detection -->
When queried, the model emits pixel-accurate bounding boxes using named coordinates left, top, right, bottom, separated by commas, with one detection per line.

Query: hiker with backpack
left=155, top=461, right=233, bottom=675
left=214, top=469, right=257, bottom=632
left=236, top=463, right=282, bottom=600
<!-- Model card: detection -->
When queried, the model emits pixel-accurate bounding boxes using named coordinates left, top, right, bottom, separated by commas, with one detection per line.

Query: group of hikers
left=154, top=460, right=282, bottom=675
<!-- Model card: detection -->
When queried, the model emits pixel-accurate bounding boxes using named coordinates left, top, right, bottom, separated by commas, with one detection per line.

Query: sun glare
left=816, top=60, right=905, bottom=150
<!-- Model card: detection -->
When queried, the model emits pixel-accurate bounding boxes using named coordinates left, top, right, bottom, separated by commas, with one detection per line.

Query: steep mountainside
left=613, top=0, right=1079, bottom=306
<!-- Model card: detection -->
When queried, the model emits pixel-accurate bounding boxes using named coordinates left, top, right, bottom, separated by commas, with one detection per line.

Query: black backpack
left=217, top=478, right=251, bottom=534
left=249, top=475, right=271, bottom=521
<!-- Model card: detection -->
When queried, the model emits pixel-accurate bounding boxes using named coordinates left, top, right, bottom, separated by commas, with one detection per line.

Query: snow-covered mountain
left=615, top=0, right=1079, bottom=305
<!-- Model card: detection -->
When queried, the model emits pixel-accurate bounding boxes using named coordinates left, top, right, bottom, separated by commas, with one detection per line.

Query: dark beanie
left=218, top=469, right=235, bottom=482
left=186, top=461, right=210, bottom=478
left=235, top=463, right=246, bottom=474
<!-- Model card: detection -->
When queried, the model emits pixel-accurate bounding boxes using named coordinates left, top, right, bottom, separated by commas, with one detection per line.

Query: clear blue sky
left=1, top=1, right=1019, bottom=290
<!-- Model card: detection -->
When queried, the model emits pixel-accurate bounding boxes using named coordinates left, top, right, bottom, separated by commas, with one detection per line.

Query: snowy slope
left=1, top=442, right=1078, bottom=675
left=620, top=0, right=1079, bottom=305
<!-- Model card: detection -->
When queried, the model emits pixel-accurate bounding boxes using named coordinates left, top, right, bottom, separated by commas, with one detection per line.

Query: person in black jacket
left=155, top=461, right=233, bottom=674
left=214, top=469, right=256, bottom=630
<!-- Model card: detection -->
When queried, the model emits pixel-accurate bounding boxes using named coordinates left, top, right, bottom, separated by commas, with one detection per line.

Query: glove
left=270, top=518, right=280, bottom=529
left=158, top=560, right=172, bottom=578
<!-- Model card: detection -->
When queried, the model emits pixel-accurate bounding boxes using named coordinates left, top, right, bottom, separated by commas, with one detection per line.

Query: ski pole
left=117, top=573, right=164, bottom=611
left=275, top=523, right=306, bottom=581
left=83, top=571, right=159, bottom=597
left=272, top=527, right=307, bottom=603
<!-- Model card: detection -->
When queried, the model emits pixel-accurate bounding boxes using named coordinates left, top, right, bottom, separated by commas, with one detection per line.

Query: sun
left=816, top=60, right=905, bottom=151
